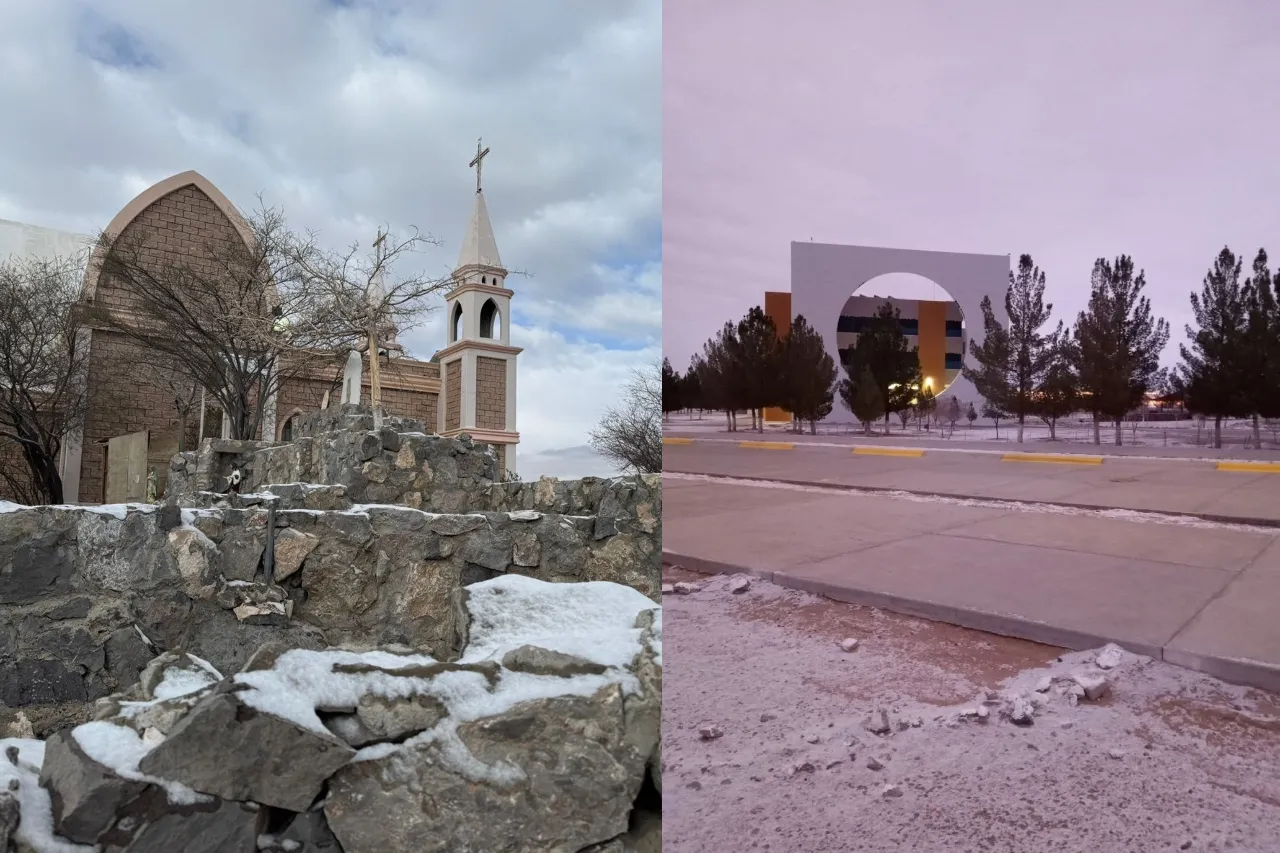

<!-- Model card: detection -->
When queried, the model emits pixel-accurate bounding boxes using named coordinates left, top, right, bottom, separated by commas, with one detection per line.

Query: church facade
left=1, top=161, right=519, bottom=505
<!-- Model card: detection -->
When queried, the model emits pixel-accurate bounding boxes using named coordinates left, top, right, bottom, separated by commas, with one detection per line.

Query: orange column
left=763, top=292, right=792, bottom=423
left=915, top=299, right=947, bottom=393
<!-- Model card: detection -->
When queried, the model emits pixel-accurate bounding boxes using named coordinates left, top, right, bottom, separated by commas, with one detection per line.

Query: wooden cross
left=469, top=137, right=490, bottom=194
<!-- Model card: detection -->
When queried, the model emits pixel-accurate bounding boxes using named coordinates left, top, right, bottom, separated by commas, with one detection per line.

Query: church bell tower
left=434, top=138, right=521, bottom=477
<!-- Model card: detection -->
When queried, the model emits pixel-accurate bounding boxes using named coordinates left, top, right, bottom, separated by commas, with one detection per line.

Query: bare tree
left=589, top=360, right=661, bottom=474
left=87, top=201, right=326, bottom=441
left=287, top=226, right=452, bottom=416
left=0, top=254, right=95, bottom=504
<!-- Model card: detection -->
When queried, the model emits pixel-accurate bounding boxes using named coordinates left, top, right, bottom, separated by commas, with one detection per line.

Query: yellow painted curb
left=739, top=440, right=794, bottom=451
left=852, top=447, right=925, bottom=458
left=1217, top=461, right=1280, bottom=474
left=1002, top=452, right=1103, bottom=466
left=662, top=437, right=695, bottom=446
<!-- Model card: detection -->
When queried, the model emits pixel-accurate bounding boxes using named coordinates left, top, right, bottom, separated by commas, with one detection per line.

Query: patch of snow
left=72, top=721, right=211, bottom=806
left=0, top=738, right=91, bottom=853
left=133, top=624, right=155, bottom=651
left=222, top=579, right=256, bottom=588
left=227, top=576, right=660, bottom=787
left=150, top=658, right=222, bottom=702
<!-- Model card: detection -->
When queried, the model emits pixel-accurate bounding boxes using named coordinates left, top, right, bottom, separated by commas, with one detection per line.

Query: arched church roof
left=81, top=170, right=252, bottom=301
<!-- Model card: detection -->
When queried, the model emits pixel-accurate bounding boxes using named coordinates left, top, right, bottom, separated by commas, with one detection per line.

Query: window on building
left=479, top=298, right=500, bottom=339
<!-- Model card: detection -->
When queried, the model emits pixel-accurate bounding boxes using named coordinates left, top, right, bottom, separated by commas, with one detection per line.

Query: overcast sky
left=664, top=0, right=1280, bottom=372
left=0, top=0, right=659, bottom=479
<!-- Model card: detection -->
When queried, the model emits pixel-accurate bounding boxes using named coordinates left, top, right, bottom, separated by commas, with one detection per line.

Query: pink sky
left=663, top=0, right=1280, bottom=371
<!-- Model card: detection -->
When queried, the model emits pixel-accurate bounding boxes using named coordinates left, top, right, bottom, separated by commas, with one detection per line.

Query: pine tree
left=681, top=355, right=704, bottom=417
left=1178, top=247, right=1250, bottom=449
left=917, top=384, right=937, bottom=430
left=841, top=366, right=885, bottom=435
left=1073, top=255, right=1170, bottom=445
left=841, top=301, right=920, bottom=431
left=730, top=307, right=784, bottom=432
left=1243, top=248, right=1280, bottom=448
left=1034, top=357, right=1080, bottom=441
left=661, top=358, right=681, bottom=419
left=966, top=254, right=1062, bottom=443
left=781, top=314, right=836, bottom=435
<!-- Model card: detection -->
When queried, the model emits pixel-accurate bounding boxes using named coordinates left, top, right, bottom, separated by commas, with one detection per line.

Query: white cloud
left=0, top=0, right=660, bottom=480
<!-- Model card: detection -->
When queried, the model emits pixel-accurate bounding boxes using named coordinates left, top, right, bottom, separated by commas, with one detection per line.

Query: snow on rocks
left=1072, top=672, right=1111, bottom=702
left=1094, top=644, right=1126, bottom=671
left=840, top=637, right=860, bottom=653
left=11, top=574, right=663, bottom=853
left=863, top=709, right=892, bottom=735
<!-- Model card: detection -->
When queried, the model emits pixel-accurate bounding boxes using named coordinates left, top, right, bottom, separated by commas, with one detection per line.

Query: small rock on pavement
left=881, top=783, right=904, bottom=798
left=789, top=761, right=816, bottom=776
left=1035, top=676, right=1053, bottom=693
left=803, top=733, right=821, bottom=744
left=760, top=713, right=777, bottom=723
left=1072, top=672, right=1111, bottom=701
left=866, top=756, right=885, bottom=771
left=728, top=576, right=751, bottom=594
left=1095, top=644, right=1125, bottom=670
left=863, top=709, right=891, bottom=735
left=840, top=638, right=860, bottom=653
left=1107, top=749, right=1126, bottom=760
left=699, top=723, right=725, bottom=741
left=673, top=582, right=700, bottom=595
left=660, top=583, right=675, bottom=594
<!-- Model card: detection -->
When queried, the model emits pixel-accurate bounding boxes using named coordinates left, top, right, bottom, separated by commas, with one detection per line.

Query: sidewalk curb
left=662, top=470, right=1280, bottom=530
left=662, top=549, right=1280, bottom=694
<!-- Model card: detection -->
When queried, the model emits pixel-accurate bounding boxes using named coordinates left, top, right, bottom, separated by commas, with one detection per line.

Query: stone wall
left=444, top=360, right=461, bottom=431
left=0, top=492, right=658, bottom=731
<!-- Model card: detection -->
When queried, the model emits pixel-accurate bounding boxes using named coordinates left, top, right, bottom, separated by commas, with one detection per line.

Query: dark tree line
left=662, top=309, right=836, bottom=434
left=666, top=246, right=1280, bottom=450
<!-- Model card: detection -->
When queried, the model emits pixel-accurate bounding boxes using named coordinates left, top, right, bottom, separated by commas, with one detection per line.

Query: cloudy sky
left=0, top=0, right=659, bottom=479
left=664, top=0, right=1280, bottom=372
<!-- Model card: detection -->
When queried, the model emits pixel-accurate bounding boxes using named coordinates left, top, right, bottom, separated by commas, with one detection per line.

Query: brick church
left=4, top=162, right=520, bottom=505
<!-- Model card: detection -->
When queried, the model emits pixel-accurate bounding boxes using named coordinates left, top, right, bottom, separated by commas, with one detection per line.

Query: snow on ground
left=662, top=568, right=1280, bottom=853
left=665, top=412, right=1280, bottom=451
left=663, top=472, right=1280, bottom=534
left=0, top=738, right=95, bottom=853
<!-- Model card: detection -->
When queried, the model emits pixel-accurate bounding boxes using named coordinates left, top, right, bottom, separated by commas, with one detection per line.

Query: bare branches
left=0, top=253, right=94, bottom=503
left=588, top=360, right=662, bottom=475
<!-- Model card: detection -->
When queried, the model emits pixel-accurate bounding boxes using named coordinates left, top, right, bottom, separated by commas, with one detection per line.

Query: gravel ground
left=662, top=567, right=1280, bottom=853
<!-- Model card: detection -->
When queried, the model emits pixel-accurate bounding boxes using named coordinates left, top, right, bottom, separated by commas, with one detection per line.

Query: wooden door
left=105, top=430, right=149, bottom=504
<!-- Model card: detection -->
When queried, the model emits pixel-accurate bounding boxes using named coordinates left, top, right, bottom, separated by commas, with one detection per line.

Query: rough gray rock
left=324, top=685, right=646, bottom=853
left=501, top=644, right=608, bottom=678
left=0, top=790, right=19, bottom=852
left=259, top=807, right=344, bottom=852
left=137, top=689, right=355, bottom=812
left=39, top=729, right=149, bottom=844
left=98, top=786, right=259, bottom=853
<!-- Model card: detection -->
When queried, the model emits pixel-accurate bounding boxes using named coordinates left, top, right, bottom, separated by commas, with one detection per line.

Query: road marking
left=853, top=446, right=925, bottom=458
left=662, top=437, right=695, bottom=446
left=1217, top=461, right=1280, bottom=474
left=1002, top=452, right=1103, bottom=466
left=739, top=440, right=794, bottom=451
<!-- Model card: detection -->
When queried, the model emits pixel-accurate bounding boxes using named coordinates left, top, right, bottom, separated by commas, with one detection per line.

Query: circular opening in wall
left=838, top=272, right=967, bottom=396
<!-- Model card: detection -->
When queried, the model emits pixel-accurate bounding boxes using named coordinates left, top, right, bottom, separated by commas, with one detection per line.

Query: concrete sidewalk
left=663, top=440, right=1280, bottom=524
left=662, top=474, right=1280, bottom=694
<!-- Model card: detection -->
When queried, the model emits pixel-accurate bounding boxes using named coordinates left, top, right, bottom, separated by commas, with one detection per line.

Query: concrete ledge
left=1002, top=452, right=1103, bottom=466
left=1217, top=461, right=1280, bottom=474
left=662, top=551, right=776, bottom=583
left=853, top=446, right=925, bottom=458
left=738, top=441, right=794, bottom=451
left=662, top=437, right=695, bottom=446
left=1162, top=646, right=1280, bottom=695
left=664, top=549, right=1280, bottom=693
left=664, top=470, right=1280, bottom=529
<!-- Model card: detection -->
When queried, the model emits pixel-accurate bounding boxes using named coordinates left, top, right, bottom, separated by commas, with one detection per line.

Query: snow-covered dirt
left=662, top=567, right=1280, bottom=853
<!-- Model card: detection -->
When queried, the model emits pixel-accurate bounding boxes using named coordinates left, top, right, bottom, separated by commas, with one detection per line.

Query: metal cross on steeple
left=469, top=137, right=490, bottom=194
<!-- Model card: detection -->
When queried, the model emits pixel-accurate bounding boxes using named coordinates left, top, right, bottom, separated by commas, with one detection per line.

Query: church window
left=480, top=298, right=500, bottom=339
left=450, top=302, right=463, bottom=342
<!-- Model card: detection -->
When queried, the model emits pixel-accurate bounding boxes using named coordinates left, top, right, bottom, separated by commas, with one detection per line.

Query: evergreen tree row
left=664, top=246, right=1280, bottom=449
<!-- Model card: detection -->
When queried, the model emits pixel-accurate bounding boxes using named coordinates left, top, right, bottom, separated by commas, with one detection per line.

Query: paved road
left=662, top=447, right=1280, bottom=693
left=663, top=438, right=1280, bottom=523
